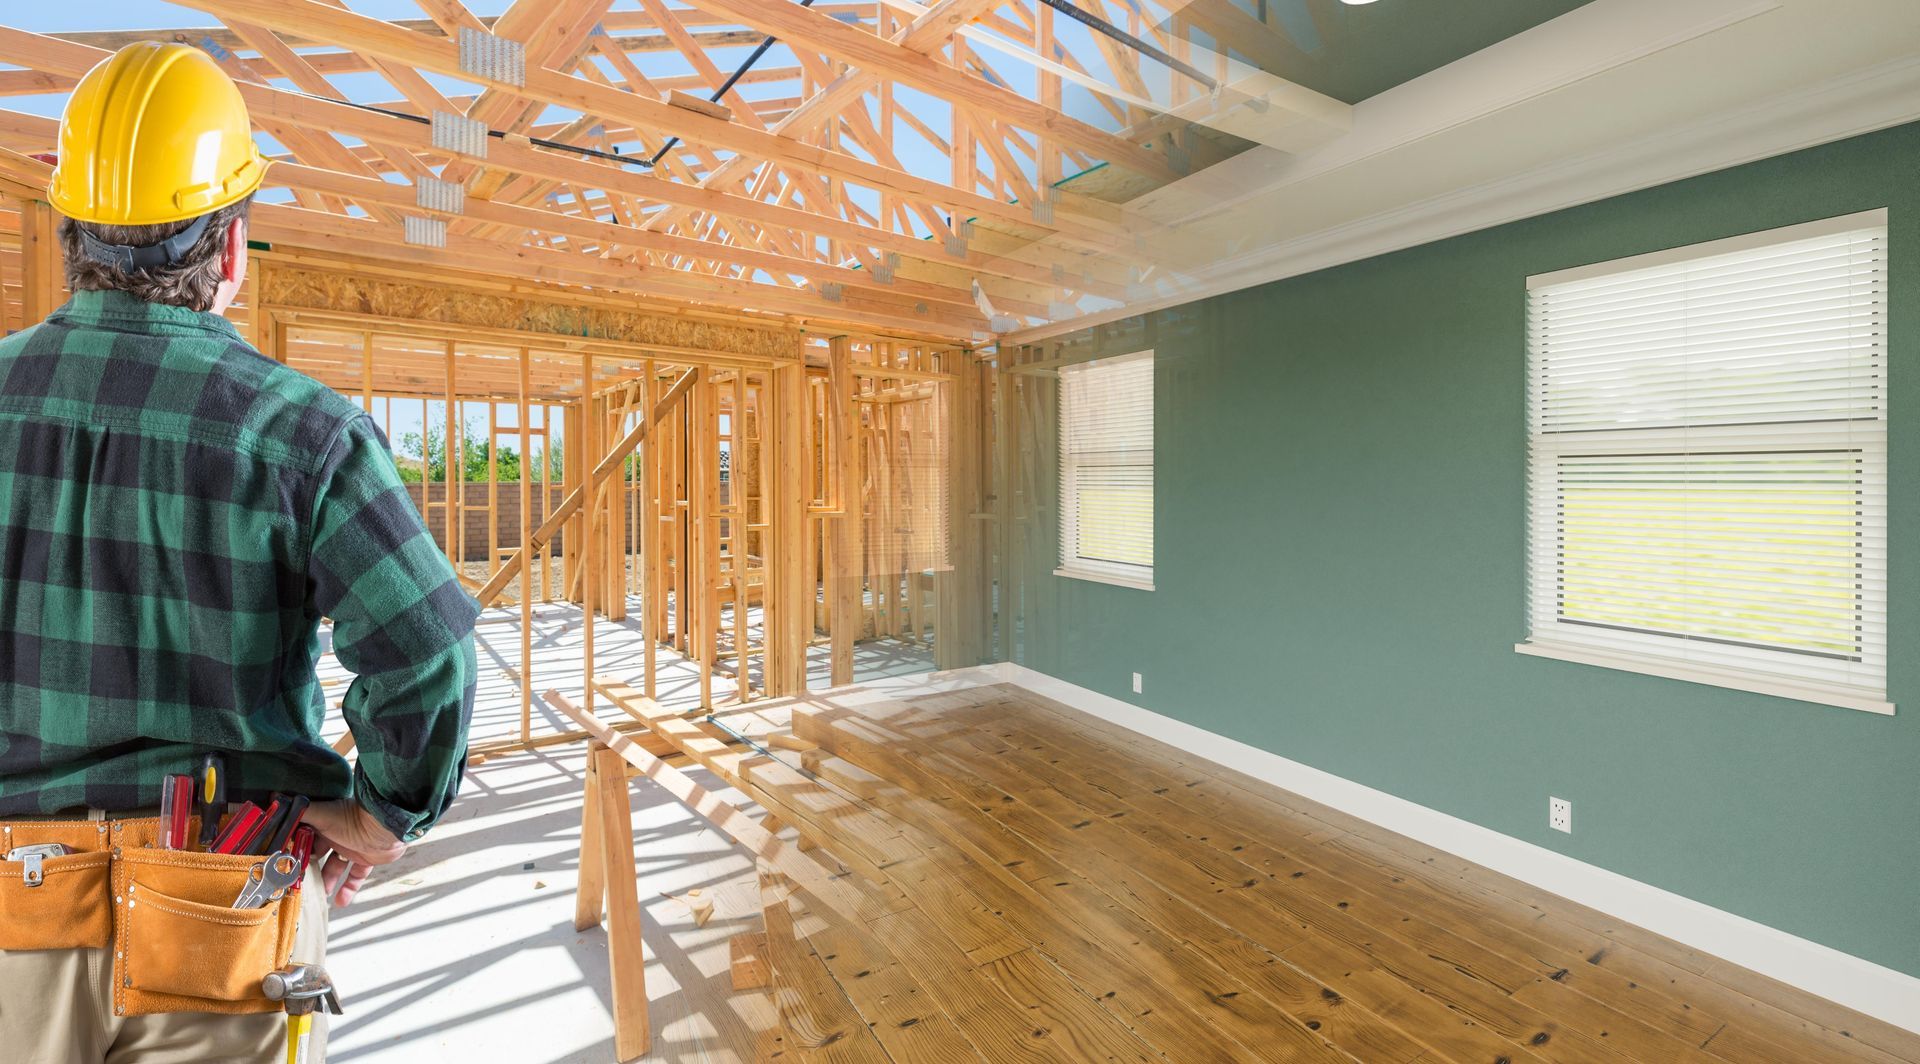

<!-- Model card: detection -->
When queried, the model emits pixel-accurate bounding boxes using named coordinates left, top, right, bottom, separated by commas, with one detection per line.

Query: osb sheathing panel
left=264, top=264, right=803, bottom=363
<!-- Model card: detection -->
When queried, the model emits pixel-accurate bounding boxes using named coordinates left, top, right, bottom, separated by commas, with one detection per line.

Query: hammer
left=262, top=963, right=344, bottom=1064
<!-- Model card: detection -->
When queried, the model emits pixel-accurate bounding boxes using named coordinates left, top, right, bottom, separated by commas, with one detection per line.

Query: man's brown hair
left=58, top=196, right=252, bottom=313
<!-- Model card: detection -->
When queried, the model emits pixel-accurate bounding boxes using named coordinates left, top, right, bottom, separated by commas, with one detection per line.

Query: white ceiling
left=1007, top=0, right=1920, bottom=343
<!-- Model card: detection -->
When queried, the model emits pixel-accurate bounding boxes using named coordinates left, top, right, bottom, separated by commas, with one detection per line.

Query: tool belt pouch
left=113, top=841, right=300, bottom=1017
left=0, top=819, right=115, bottom=951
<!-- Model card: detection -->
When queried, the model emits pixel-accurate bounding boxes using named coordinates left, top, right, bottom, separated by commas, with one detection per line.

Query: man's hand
left=302, top=800, right=405, bottom=907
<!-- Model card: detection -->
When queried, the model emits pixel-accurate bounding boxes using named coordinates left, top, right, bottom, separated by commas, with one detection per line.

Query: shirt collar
left=50, top=289, right=242, bottom=341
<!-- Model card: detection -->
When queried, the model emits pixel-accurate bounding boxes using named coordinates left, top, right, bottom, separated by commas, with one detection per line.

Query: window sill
left=1055, top=566, right=1155, bottom=592
left=1514, top=641, right=1893, bottom=716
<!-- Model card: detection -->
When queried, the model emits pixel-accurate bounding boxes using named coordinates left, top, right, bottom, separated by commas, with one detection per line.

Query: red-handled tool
left=212, top=802, right=265, bottom=855
left=287, top=825, right=316, bottom=894
left=253, top=794, right=309, bottom=857
left=158, top=775, right=193, bottom=850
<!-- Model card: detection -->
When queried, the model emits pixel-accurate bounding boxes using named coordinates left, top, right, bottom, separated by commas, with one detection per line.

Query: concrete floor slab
left=313, top=608, right=936, bottom=1063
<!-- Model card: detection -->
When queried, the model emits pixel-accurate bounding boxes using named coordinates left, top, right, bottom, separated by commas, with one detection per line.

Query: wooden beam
left=640, top=361, right=660, bottom=700
left=19, top=197, right=58, bottom=323
left=827, top=336, right=863, bottom=687
left=642, top=0, right=998, bottom=246
left=579, top=351, right=597, bottom=717
left=546, top=688, right=892, bottom=916
left=518, top=349, right=534, bottom=741
left=246, top=200, right=983, bottom=337
left=678, top=0, right=1178, bottom=182
left=0, top=28, right=1122, bottom=305
left=590, top=743, right=650, bottom=1061
left=573, top=740, right=609, bottom=931
left=166, top=1, right=1137, bottom=253
left=800, top=747, right=887, bottom=800
left=475, top=367, right=698, bottom=605
left=936, top=352, right=988, bottom=668
left=895, top=0, right=1005, bottom=52
left=764, top=363, right=811, bottom=696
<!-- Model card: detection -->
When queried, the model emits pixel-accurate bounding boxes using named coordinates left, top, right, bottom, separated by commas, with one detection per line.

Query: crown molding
left=1002, top=54, right=1920, bottom=348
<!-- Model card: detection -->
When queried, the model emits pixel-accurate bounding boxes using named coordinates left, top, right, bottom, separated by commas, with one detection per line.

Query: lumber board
left=591, top=743, right=651, bottom=1061
left=547, top=692, right=1015, bottom=1060
left=546, top=689, right=897, bottom=925
left=476, top=367, right=697, bottom=605
left=573, top=745, right=608, bottom=932
left=800, top=749, right=886, bottom=800
left=602, top=684, right=917, bottom=885
left=827, top=335, right=863, bottom=687
left=666, top=89, right=732, bottom=121
left=137, top=2, right=1137, bottom=255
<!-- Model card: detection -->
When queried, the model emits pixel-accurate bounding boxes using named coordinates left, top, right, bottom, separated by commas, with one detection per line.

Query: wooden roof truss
left=0, top=1, right=1313, bottom=341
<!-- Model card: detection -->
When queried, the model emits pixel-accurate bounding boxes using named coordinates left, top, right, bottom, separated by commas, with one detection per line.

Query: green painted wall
left=1002, top=121, right=1920, bottom=976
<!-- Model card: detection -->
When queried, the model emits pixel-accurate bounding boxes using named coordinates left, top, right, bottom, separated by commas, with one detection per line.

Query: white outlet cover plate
left=1131, top=672, right=1143, bottom=693
left=1549, top=796, right=1572, bottom=833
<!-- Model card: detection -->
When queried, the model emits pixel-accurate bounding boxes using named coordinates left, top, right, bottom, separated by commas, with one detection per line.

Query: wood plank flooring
left=722, top=682, right=1920, bottom=1064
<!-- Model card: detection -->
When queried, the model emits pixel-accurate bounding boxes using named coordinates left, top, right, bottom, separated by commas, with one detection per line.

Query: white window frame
left=1056, top=349, right=1155, bottom=591
left=1517, top=210, right=1892, bottom=715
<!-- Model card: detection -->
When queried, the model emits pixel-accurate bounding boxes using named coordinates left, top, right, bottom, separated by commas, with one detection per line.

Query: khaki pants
left=0, top=867, right=329, bottom=1064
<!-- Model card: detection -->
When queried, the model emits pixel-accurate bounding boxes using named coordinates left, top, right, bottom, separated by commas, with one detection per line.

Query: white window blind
left=1521, top=210, right=1890, bottom=713
left=1058, top=350, right=1154, bottom=590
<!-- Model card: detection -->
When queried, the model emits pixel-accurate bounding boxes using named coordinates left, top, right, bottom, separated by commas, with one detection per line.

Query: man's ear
left=221, top=216, right=247, bottom=285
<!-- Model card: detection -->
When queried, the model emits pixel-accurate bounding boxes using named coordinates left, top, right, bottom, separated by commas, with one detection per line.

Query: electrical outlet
left=1549, top=796, right=1572, bottom=834
left=1131, top=672, right=1143, bottom=694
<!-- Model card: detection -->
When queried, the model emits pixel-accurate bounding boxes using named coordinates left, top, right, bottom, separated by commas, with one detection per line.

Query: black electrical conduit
left=279, top=1, right=1209, bottom=176
left=646, top=0, right=821, bottom=167
left=280, top=0, right=820, bottom=172
left=291, top=92, right=656, bottom=168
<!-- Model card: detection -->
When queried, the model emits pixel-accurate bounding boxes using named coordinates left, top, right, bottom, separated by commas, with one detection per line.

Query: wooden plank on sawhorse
left=596, top=681, right=919, bottom=889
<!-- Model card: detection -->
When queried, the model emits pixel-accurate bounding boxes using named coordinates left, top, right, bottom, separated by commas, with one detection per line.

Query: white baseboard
left=994, top=662, right=1920, bottom=1036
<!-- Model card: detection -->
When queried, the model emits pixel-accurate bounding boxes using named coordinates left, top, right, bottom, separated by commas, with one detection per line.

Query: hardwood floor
left=727, top=682, right=1920, bottom=1064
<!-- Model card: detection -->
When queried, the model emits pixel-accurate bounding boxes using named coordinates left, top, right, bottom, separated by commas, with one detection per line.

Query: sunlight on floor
left=313, top=610, right=934, bottom=1063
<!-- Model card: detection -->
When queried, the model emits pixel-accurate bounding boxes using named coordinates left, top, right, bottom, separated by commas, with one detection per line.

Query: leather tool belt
left=0, top=816, right=302, bottom=1017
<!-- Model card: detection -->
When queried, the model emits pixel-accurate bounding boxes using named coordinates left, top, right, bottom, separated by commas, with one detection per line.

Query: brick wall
left=405, top=482, right=570, bottom=562
left=401, top=481, right=670, bottom=563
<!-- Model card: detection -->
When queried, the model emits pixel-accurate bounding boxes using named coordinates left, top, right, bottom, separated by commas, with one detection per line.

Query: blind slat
left=1061, top=352, right=1154, bottom=579
left=1525, top=218, right=1887, bottom=698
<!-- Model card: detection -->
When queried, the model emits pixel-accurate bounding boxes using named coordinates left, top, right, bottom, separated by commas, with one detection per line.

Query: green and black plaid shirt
left=0, top=290, right=476, bottom=841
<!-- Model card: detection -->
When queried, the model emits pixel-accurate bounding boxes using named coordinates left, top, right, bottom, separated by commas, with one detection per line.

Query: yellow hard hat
left=48, top=42, right=269, bottom=229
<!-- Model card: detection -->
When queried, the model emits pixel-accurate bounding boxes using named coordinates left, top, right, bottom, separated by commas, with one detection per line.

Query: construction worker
left=0, top=42, right=477, bottom=1063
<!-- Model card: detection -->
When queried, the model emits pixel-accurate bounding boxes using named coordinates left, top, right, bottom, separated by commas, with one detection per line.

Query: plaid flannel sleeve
left=308, top=416, right=478, bottom=841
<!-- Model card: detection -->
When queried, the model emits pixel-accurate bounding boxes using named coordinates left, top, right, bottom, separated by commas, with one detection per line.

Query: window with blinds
left=1521, top=210, right=1889, bottom=713
left=1058, top=350, right=1154, bottom=590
